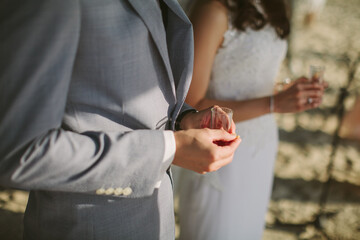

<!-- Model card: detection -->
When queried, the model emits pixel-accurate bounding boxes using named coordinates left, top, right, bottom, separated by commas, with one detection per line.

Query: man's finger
left=229, top=120, right=236, bottom=134
left=212, top=136, right=241, bottom=159
left=210, top=129, right=240, bottom=141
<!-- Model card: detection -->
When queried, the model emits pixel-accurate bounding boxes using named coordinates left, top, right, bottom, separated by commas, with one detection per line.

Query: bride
left=177, top=0, right=327, bottom=239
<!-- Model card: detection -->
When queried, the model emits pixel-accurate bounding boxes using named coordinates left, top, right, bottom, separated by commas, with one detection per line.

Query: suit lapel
left=162, top=0, right=192, bottom=25
left=127, top=0, right=194, bottom=123
left=127, top=0, right=176, bottom=97
left=162, top=0, right=194, bottom=120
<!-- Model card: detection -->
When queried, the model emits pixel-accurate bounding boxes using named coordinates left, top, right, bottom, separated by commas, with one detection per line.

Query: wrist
left=172, top=130, right=189, bottom=166
left=175, top=109, right=198, bottom=131
left=269, top=95, right=274, bottom=113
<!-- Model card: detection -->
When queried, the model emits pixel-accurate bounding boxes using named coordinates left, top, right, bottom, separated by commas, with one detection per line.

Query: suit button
left=123, top=187, right=132, bottom=196
left=114, top=188, right=123, bottom=196
left=105, top=187, right=115, bottom=195
left=96, top=188, right=105, bottom=195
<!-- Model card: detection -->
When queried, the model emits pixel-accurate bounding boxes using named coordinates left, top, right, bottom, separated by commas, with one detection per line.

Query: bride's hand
left=273, top=77, right=327, bottom=113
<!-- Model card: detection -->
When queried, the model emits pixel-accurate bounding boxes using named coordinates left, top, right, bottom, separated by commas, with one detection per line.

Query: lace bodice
left=207, top=22, right=287, bottom=101
left=206, top=18, right=287, bottom=145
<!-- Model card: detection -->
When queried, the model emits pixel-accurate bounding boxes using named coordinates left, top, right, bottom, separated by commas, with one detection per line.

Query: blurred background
left=262, top=0, right=360, bottom=239
left=1, top=0, right=359, bottom=239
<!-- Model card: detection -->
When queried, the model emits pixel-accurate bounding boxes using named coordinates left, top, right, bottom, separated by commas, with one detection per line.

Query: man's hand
left=172, top=128, right=241, bottom=174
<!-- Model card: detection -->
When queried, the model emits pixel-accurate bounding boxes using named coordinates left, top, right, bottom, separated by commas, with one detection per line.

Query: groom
left=0, top=0, right=240, bottom=239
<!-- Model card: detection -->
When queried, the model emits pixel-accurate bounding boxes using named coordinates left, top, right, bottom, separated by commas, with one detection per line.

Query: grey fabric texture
left=0, top=0, right=194, bottom=239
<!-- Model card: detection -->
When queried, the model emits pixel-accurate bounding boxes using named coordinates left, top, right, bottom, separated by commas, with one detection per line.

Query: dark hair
left=221, top=0, right=290, bottom=39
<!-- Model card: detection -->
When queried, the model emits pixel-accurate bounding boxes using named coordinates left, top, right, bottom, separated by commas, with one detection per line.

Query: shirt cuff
left=155, top=130, right=176, bottom=189
left=163, top=130, right=176, bottom=164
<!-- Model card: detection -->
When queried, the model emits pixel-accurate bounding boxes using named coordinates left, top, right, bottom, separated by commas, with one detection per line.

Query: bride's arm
left=186, top=1, right=227, bottom=109
left=187, top=1, right=325, bottom=123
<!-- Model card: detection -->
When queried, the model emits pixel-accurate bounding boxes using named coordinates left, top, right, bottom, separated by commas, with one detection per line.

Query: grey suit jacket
left=0, top=0, right=194, bottom=239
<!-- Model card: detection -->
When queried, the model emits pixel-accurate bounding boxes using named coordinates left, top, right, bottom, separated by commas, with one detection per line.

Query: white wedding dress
left=178, top=15, right=287, bottom=240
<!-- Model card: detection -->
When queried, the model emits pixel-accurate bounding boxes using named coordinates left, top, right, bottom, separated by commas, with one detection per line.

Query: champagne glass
left=309, top=65, right=325, bottom=83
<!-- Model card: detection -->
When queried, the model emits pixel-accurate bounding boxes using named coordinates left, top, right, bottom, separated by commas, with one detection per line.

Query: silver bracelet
left=270, top=95, right=274, bottom=113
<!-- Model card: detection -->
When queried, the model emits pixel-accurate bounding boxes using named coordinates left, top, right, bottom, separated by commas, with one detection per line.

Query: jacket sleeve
left=0, top=0, right=173, bottom=198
